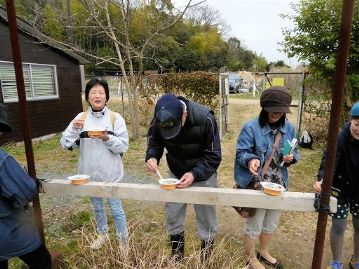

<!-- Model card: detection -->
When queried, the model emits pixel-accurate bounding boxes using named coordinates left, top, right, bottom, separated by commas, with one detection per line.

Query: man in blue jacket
left=314, top=102, right=359, bottom=269
left=0, top=103, right=51, bottom=269
left=145, top=93, right=221, bottom=261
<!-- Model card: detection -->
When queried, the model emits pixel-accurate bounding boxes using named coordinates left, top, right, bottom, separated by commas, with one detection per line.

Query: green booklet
left=283, top=138, right=297, bottom=155
left=283, top=140, right=292, bottom=155
left=280, top=138, right=297, bottom=166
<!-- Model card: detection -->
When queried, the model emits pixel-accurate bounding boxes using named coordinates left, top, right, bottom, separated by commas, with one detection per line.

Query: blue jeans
left=90, top=197, right=129, bottom=241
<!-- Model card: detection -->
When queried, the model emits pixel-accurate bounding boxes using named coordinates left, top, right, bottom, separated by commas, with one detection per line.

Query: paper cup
left=159, top=178, right=180, bottom=190
left=67, top=174, right=90, bottom=185
left=260, top=182, right=285, bottom=196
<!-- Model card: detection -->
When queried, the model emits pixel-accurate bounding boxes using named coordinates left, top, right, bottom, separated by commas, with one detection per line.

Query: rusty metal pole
left=297, top=72, right=308, bottom=135
left=311, top=0, right=355, bottom=268
left=5, top=0, right=45, bottom=242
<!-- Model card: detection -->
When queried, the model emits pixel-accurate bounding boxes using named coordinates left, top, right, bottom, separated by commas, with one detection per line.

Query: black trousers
left=0, top=244, right=51, bottom=269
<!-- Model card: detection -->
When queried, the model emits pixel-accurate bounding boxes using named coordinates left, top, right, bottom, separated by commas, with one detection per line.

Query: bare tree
left=185, top=4, right=229, bottom=36
left=88, top=0, right=200, bottom=139
left=18, top=0, right=194, bottom=139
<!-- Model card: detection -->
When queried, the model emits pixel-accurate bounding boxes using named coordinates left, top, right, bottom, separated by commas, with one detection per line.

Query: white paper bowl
left=260, top=182, right=285, bottom=196
left=67, top=174, right=90, bottom=185
left=159, top=178, right=180, bottom=190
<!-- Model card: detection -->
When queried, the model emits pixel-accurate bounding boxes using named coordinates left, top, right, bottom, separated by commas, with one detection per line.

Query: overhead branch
left=139, top=0, right=193, bottom=56
left=81, top=0, right=128, bottom=51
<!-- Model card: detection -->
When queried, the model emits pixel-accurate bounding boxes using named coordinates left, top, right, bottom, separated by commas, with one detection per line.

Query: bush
left=301, top=75, right=332, bottom=142
left=139, top=72, right=220, bottom=128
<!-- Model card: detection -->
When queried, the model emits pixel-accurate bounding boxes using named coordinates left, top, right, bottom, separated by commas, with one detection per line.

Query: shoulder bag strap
left=81, top=111, right=88, bottom=121
left=261, top=131, right=282, bottom=177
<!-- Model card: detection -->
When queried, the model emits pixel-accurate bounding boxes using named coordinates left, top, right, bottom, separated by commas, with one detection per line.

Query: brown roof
left=0, top=7, right=89, bottom=64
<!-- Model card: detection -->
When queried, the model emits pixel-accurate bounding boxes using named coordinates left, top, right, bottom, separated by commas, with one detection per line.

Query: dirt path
left=228, top=97, right=260, bottom=105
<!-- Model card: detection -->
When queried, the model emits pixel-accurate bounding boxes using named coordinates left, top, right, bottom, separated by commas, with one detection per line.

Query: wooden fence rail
left=43, top=180, right=337, bottom=212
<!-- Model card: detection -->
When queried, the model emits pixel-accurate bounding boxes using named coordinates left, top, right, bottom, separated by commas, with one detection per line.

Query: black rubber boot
left=201, top=239, right=214, bottom=262
left=170, top=232, right=185, bottom=261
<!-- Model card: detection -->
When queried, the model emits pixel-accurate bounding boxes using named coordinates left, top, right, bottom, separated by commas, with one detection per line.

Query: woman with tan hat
left=234, top=86, right=299, bottom=269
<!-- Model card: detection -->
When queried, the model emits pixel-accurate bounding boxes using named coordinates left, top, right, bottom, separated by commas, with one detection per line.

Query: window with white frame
left=0, top=61, right=59, bottom=102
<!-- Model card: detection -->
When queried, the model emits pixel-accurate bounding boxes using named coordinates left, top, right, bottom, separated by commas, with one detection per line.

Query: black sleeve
left=317, top=135, right=342, bottom=181
left=190, top=113, right=222, bottom=181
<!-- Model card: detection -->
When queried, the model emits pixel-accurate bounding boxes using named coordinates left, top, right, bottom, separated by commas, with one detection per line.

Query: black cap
left=260, top=86, right=292, bottom=113
left=155, top=94, right=183, bottom=139
left=0, top=103, right=12, bottom=132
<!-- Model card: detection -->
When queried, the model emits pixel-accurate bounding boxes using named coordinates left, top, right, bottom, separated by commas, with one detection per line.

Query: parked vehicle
left=235, top=85, right=250, bottom=93
left=228, top=73, right=240, bottom=94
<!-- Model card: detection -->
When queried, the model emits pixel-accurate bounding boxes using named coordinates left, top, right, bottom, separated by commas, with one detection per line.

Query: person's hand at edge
left=72, top=118, right=85, bottom=129
left=313, top=179, right=323, bottom=193
left=248, top=159, right=260, bottom=175
left=283, top=153, right=294, bottom=163
left=146, top=158, right=158, bottom=173
left=177, top=172, right=194, bottom=188
left=100, top=131, right=109, bottom=141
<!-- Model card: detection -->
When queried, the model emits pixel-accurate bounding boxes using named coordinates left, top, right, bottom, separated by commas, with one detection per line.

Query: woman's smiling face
left=88, top=84, right=107, bottom=110
left=268, top=112, right=284, bottom=123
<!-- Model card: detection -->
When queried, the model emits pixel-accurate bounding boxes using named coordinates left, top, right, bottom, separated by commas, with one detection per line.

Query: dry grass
left=6, top=96, right=356, bottom=269
left=56, top=226, right=247, bottom=269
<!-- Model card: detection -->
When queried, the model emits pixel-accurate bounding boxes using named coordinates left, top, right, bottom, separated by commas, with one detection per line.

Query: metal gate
left=219, top=72, right=229, bottom=139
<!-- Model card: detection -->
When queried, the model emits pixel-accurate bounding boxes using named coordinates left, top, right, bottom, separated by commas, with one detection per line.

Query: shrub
left=139, top=72, right=220, bottom=129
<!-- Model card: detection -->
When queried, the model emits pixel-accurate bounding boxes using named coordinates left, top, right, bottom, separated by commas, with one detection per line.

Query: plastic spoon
left=156, top=169, right=164, bottom=181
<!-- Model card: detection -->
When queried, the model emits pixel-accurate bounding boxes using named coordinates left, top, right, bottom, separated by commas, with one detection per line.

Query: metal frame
left=219, top=71, right=229, bottom=139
